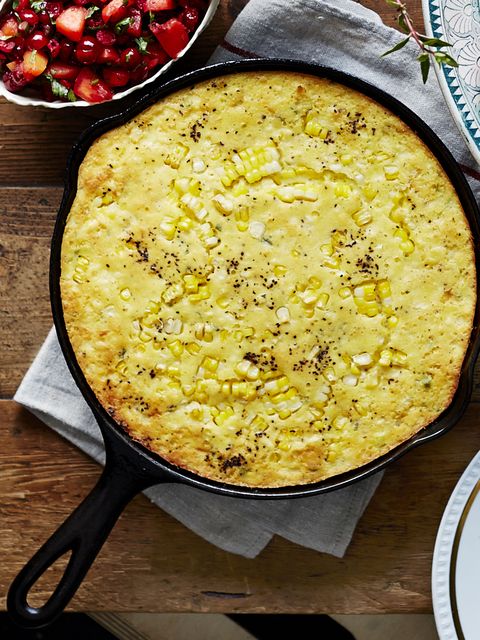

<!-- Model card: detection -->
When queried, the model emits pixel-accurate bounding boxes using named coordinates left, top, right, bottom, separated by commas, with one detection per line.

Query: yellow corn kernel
left=233, top=330, right=243, bottom=341
left=183, top=273, right=200, bottom=294
left=251, top=415, right=267, bottom=431
left=194, top=322, right=214, bottom=342
left=177, top=216, right=193, bottom=231
left=334, top=182, right=352, bottom=198
left=316, top=293, right=330, bottom=308
left=120, top=288, right=131, bottom=301
left=377, top=280, right=391, bottom=299
left=379, top=349, right=393, bottom=366
left=323, top=255, right=340, bottom=269
left=164, top=143, right=188, bottom=168
left=159, top=217, right=176, bottom=240
left=333, top=416, right=348, bottom=429
left=77, top=255, right=89, bottom=267
left=168, top=340, right=183, bottom=357
left=115, top=360, right=128, bottom=375
left=216, top=295, right=229, bottom=309
left=190, top=283, right=210, bottom=302
left=189, top=404, right=203, bottom=420
left=180, top=193, right=208, bottom=221
left=304, top=111, right=329, bottom=138
left=162, top=283, right=184, bottom=305
left=273, top=264, right=287, bottom=277
left=392, top=349, right=408, bottom=366
left=387, top=315, right=399, bottom=328
left=354, top=402, right=369, bottom=416
left=384, top=165, right=399, bottom=180
left=264, top=375, right=290, bottom=395
left=339, top=287, right=351, bottom=299
left=182, top=384, right=195, bottom=397
left=167, top=364, right=181, bottom=378
left=278, top=409, right=291, bottom=420
left=352, top=352, right=373, bottom=367
left=340, top=153, right=353, bottom=165
left=394, top=227, right=409, bottom=242
left=229, top=145, right=282, bottom=185
left=276, top=306, right=290, bottom=323
left=299, top=288, right=318, bottom=306
left=173, top=177, right=189, bottom=194
left=202, top=356, right=219, bottom=373
left=389, top=207, right=405, bottom=223
left=139, top=330, right=153, bottom=343
left=365, top=371, right=379, bottom=389
left=73, top=273, right=85, bottom=284
left=214, top=409, right=235, bottom=426
left=352, top=210, right=372, bottom=227
left=400, top=240, right=415, bottom=255
left=212, top=193, right=234, bottom=215
left=307, top=276, right=321, bottom=289
left=313, top=419, right=324, bottom=428
left=278, top=441, right=290, bottom=451
left=324, top=367, right=337, bottom=382
left=186, top=342, right=201, bottom=355
left=232, top=180, right=248, bottom=197
left=363, top=184, right=378, bottom=201
left=362, top=283, right=377, bottom=301
left=221, top=381, right=232, bottom=395
left=244, top=327, right=254, bottom=338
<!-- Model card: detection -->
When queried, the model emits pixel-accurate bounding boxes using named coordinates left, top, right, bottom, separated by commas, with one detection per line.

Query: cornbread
left=60, top=71, right=476, bottom=487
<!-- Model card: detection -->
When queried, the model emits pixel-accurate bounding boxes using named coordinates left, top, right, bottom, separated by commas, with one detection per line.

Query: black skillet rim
left=50, top=58, right=480, bottom=499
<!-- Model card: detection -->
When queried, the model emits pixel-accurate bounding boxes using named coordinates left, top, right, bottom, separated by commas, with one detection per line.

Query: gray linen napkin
left=15, top=0, right=480, bottom=559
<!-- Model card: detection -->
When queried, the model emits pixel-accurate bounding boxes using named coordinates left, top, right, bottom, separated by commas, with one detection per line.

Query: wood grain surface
left=1, top=0, right=473, bottom=616
left=1, top=398, right=478, bottom=614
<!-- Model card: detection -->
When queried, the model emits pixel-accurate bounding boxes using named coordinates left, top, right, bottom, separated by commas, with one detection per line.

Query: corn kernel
left=352, top=352, right=372, bottom=367
left=120, top=288, right=131, bottom=301
left=352, top=210, right=372, bottom=227
left=274, top=264, right=287, bottom=277
left=340, top=154, right=353, bottom=165
left=278, top=409, right=291, bottom=420
left=276, top=306, right=290, bottom=323
left=392, top=349, right=408, bottom=366
left=183, top=273, right=200, bottom=294
left=168, top=340, right=183, bottom=357
left=343, top=374, right=358, bottom=387
left=316, top=293, right=329, bottom=308
left=167, top=364, right=181, bottom=377
left=400, top=240, right=415, bottom=254
left=377, top=280, right=391, bottom=299
left=162, top=283, right=184, bottom=305
left=177, top=216, right=193, bottom=231
left=202, top=356, right=219, bottom=372
left=216, top=296, right=229, bottom=309
left=264, top=376, right=290, bottom=395
left=194, top=323, right=214, bottom=342
left=363, top=185, right=378, bottom=201
left=190, top=283, right=210, bottom=301
left=387, top=315, right=399, bottom=328
left=335, top=182, right=352, bottom=198
left=164, top=143, right=188, bottom=168
left=192, top=158, right=206, bottom=173
left=73, top=273, right=85, bottom=284
left=339, top=287, right=351, bottom=299
left=159, top=218, right=176, bottom=240
left=212, top=193, right=234, bottom=215
left=323, top=255, right=340, bottom=269
left=384, top=165, right=399, bottom=179
left=379, top=349, right=393, bottom=366
left=186, top=342, right=201, bottom=355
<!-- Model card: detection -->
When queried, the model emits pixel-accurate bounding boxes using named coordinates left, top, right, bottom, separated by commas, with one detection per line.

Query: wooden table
left=1, top=0, right=475, bottom=615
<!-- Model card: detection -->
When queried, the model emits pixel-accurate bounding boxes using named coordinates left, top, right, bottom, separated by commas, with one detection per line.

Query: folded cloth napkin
left=15, top=0, right=480, bottom=559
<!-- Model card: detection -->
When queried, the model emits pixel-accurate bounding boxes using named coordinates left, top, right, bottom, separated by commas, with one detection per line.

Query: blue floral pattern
left=424, top=0, right=480, bottom=164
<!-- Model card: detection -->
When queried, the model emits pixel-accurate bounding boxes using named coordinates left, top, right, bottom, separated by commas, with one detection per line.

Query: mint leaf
left=50, top=78, right=69, bottom=99
left=114, top=17, right=132, bottom=33
left=381, top=37, right=410, bottom=57
left=135, top=36, right=150, bottom=53
left=30, top=0, right=46, bottom=12
left=86, top=5, right=100, bottom=18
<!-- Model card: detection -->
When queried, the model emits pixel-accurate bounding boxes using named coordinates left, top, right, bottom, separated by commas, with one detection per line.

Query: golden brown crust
left=60, top=71, right=476, bottom=487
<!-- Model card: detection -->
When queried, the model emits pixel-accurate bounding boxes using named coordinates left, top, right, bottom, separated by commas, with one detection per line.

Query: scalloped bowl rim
left=0, top=0, right=220, bottom=108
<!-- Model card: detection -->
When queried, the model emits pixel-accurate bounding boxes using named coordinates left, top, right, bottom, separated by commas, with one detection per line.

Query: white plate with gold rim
left=432, top=450, right=480, bottom=639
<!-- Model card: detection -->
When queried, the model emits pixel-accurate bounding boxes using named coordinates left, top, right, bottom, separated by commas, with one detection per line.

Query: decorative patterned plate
left=422, top=0, right=480, bottom=165
left=432, top=451, right=480, bottom=639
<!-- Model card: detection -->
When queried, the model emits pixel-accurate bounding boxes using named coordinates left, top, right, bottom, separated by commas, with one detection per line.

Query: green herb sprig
left=382, top=0, right=458, bottom=82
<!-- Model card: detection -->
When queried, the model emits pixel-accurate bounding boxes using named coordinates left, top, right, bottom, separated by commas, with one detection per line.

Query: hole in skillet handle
left=6, top=428, right=163, bottom=629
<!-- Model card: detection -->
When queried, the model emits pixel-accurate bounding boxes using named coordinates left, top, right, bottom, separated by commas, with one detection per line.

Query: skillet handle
left=7, top=445, right=160, bottom=629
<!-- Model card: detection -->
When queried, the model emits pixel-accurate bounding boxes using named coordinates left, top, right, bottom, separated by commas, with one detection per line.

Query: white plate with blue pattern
left=422, top=0, right=480, bottom=166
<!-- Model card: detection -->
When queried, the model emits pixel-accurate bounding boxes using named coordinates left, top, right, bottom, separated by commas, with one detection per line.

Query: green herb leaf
left=12, top=0, right=19, bottom=8
left=418, top=53, right=431, bottom=83
left=385, top=0, right=400, bottom=6
left=50, top=78, right=70, bottom=99
left=67, top=89, right=77, bottom=102
left=30, top=0, right=46, bottom=12
left=86, top=5, right=100, bottom=18
left=419, top=36, right=452, bottom=47
left=114, top=16, right=132, bottom=33
left=135, top=36, right=150, bottom=53
left=381, top=37, right=410, bottom=57
left=397, top=13, right=409, bottom=34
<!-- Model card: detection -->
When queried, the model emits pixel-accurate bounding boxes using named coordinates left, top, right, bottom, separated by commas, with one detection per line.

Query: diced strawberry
left=96, top=46, right=120, bottom=64
left=101, top=0, right=133, bottom=24
left=48, top=62, right=81, bottom=80
left=149, top=18, right=189, bottom=59
left=74, top=68, right=113, bottom=102
left=144, top=0, right=175, bottom=11
left=128, top=61, right=148, bottom=83
left=0, top=40, right=16, bottom=55
left=103, top=66, right=129, bottom=86
left=143, top=40, right=168, bottom=70
left=126, top=9, right=141, bottom=38
left=22, top=49, right=48, bottom=77
left=56, top=7, right=87, bottom=42
left=0, top=15, right=19, bottom=38
left=178, top=0, right=207, bottom=8
left=119, top=46, right=141, bottom=68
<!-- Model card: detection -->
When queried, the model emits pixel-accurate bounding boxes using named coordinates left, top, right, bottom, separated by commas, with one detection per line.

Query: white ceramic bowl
left=0, top=0, right=220, bottom=108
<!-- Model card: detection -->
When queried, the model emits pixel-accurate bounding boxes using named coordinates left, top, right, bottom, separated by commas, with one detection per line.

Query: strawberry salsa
left=0, top=0, right=207, bottom=102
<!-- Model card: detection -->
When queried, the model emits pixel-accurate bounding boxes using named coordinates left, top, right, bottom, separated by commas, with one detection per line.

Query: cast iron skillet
left=7, top=59, right=480, bottom=628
